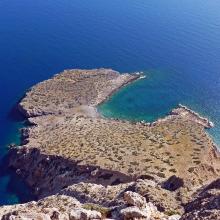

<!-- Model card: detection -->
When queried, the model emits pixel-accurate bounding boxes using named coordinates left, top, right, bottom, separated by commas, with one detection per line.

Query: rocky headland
left=1, top=68, right=220, bottom=219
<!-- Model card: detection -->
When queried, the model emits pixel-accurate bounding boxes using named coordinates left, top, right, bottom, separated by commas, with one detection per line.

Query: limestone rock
left=168, top=215, right=181, bottom=220
left=124, top=191, right=146, bottom=208
left=2, top=212, right=51, bottom=220
left=43, top=208, right=69, bottom=220
left=181, top=178, right=220, bottom=219
left=134, top=179, right=184, bottom=214
left=120, top=206, right=149, bottom=219
left=69, top=208, right=101, bottom=220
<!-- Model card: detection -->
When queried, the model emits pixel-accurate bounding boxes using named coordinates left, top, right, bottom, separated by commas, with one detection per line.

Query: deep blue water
left=1, top=0, right=220, bottom=204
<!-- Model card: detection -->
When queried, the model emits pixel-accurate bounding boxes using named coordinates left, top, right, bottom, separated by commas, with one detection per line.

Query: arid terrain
left=2, top=69, right=220, bottom=219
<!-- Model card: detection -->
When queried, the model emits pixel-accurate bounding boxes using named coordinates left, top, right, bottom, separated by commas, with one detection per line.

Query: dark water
left=0, top=0, right=220, bottom=204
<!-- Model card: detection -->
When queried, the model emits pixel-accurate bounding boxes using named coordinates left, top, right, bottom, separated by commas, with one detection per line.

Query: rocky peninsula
left=1, top=68, right=220, bottom=219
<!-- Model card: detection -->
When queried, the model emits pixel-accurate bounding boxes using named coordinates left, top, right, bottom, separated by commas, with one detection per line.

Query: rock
left=87, top=210, right=102, bottom=219
left=120, top=206, right=149, bottom=219
left=43, top=208, right=69, bottom=220
left=119, top=200, right=160, bottom=220
left=8, top=143, right=16, bottom=148
left=162, top=176, right=184, bottom=191
left=134, top=179, right=184, bottom=214
left=69, top=208, right=101, bottom=220
left=180, top=178, right=220, bottom=219
left=2, top=212, right=51, bottom=220
left=69, top=209, right=86, bottom=220
left=168, top=214, right=181, bottom=220
left=124, top=191, right=146, bottom=208
left=145, top=202, right=158, bottom=216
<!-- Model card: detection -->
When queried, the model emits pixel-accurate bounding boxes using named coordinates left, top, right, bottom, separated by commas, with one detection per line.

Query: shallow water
left=0, top=0, right=220, bottom=204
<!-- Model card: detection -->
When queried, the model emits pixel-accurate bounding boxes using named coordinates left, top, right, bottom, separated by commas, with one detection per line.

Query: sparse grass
left=83, top=203, right=111, bottom=218
left=18, top=68, right=220, bottom=186
left=164, top=210, right=180, bottom=216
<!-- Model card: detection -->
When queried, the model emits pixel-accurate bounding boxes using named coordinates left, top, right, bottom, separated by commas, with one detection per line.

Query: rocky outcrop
left=69, top=208, right=102, bottom=220
left=181, top=178, right=220, bottom=219
left=120, top=206, right=150, bottom=219
left=151, top=104, right=214, bottom=129
left=119, top=191, right=178, bottom=220
left=123, top=191, right=147, bottom=208
left=2, top=170, right=220, bottom=219
left=8, top=147, right=132, bottom=198
left=176, top=104, right=214, bottom=128
left=0, top=188, right=181, bottom=220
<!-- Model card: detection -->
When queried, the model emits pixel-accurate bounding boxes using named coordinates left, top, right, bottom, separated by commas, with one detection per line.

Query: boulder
left=120, top=206, right=149, bottom=219
left=69, top=208, right=101, bottom=220
left=168, top=214, right=181, bottom=220
left=124, top=191, right=146, bottom=208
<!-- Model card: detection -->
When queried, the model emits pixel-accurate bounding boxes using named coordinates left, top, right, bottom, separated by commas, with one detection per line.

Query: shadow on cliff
left=0, top=102, right=35, bottom=205
left=7, top=147, right=134, bottom=200
left=0, top=153, right=36, bottom=205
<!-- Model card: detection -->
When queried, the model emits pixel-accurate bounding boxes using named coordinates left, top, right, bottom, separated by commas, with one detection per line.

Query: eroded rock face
left=124, top=191, right=146, bottom=208
left=133, top=179, right=183, bottom=213
left=5, top=178, right=220, bottom=220
left=59, top=179, right=184, bottom=215
left=181, top=178, right=220, bottom=220
left=0, top=189, right=180, bottom=220
left=120, top=191, right=179, bottom=220
left=8, top=147, right=132, bottom=199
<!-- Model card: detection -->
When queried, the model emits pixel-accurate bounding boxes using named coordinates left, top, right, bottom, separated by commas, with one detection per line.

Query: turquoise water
left=1, top=0, right=220, bottom=204
left=99, top=69, right=220, bottom=146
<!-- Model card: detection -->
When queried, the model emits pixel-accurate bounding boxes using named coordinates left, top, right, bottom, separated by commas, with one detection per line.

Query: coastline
left=96, top=72, right=143, bottom=107
left=11, top=69, right=220, bottom=187
left=2, top=68, right=220, bottom=219
left=150, top=104, right=215, bottom=129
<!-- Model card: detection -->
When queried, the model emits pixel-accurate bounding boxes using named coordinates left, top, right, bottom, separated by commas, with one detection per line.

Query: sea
left=0, top=0, right=220, bottom=204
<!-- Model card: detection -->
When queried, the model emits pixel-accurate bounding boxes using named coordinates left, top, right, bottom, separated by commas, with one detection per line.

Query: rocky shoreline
left=150, top=104, right=214, bottom=129
left=1, top=68, right=220, bottom=219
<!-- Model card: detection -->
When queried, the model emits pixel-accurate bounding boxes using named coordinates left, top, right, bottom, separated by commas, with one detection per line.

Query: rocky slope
left=2, top=177, right=220, bottom=219
left=2, top=68, right=220, bottom=219
left=0, top=187, right=181, bottom=220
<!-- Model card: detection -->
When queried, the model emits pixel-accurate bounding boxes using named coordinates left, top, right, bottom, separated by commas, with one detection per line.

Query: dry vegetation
left=18, top=68, right=220, bottom=194
left=27, top=112, right=220, bottom=187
